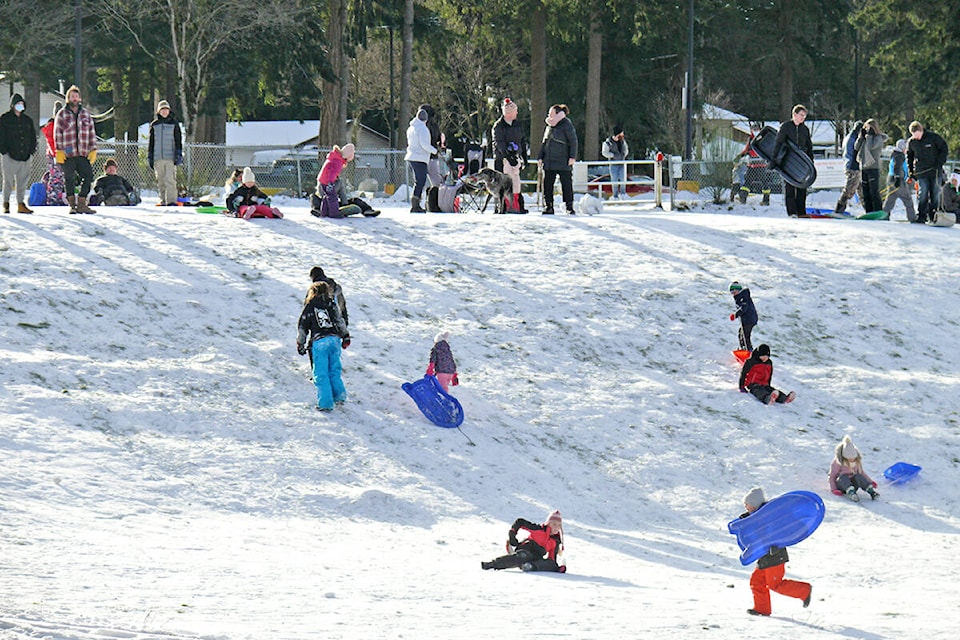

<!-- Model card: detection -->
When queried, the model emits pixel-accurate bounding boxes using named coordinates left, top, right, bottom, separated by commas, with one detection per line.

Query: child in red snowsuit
left=481, top=510, right=566, bottom=573
left=739, top=487, right=812, bottom=616
left=738, top=344, right=795, bottom=404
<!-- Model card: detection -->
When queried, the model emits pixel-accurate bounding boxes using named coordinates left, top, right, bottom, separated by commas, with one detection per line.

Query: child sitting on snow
left=728, top=281, right=758, bottom=352
left=481, top=509, right=566, bottom=573
left=226, top=167, right=282, bottom=219
left=738, top=344, right=795, bottom=405
left=828, top=435, right=879, bottom=502
left=426, top=331, right=458, bottom=392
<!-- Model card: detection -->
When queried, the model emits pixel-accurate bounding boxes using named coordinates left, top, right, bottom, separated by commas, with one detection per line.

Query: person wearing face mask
left=537, top=104, right=578, bottom=215
left=404, top=106, right=437, bottom=213
left=0, top=93, right=38, bottom=214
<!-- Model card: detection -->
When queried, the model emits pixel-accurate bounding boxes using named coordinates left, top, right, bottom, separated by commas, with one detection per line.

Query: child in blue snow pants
left=311, top=335, right=347, bottom=410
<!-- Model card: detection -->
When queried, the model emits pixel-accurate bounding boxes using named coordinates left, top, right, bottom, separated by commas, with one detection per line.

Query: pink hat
left=545, top=509, right=562, bottom=524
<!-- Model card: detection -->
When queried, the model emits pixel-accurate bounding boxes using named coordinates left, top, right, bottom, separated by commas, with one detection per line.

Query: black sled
left=750, top=125, right=817, bottom=189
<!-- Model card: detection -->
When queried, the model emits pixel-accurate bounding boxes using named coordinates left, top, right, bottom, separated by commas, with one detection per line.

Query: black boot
left=410, top=195, right=425, bottom=213
left=543, top=201, right=555, bottom=215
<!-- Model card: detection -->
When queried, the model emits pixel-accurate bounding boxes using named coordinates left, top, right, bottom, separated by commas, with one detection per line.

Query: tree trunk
left=319, top=0, right=347, bottom=147
left=584, top=8, right=602, bottom=161
left=777, top=0, right=794, bottom=117
left=22, top=70, right=41, bottom=131
left=529, top=0, right=547, bottom=160
left=399, top=0, right=415, bottom=150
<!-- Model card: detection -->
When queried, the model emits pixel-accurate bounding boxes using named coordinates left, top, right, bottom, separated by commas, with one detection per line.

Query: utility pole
left=74, top=0, right=82, bottom=92
left=684, top=0, right=694, bottom=160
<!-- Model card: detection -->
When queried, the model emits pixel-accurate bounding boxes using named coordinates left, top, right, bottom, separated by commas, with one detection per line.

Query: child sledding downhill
left=828, top=435, right=879, bottom=502
left=481, top=510, right=566, bottom=573
left=739, top=344, right=796, bottom=404
left=728, top=281, right=757, bottom=352
left=426, top=331, right=458, bottom=392
left=226, top=167, right=283, bottom=219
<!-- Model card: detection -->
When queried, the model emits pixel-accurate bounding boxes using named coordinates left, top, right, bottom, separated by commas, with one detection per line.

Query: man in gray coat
left=147, top=100, right=183, bottom=206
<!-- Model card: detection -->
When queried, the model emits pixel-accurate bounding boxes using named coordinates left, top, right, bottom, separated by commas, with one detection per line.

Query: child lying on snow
left=226, top=167, right=282, bottom=219
left=481, top=509, right=566, bottom=573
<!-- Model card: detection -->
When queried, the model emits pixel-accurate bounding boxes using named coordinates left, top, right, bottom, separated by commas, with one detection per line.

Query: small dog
left=475, top=167, right=515, bottom=214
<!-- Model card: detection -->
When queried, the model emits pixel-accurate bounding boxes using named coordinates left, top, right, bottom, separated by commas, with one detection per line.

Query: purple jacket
left=429, top=340, right=457, bottom=374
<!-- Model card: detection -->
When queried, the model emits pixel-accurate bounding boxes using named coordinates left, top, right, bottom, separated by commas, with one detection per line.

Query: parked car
left=256, top=158, right=321, bottom=196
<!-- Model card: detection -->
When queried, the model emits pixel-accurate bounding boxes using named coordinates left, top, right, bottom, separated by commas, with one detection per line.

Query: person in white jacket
left=404, top=107, right=436, bottom=212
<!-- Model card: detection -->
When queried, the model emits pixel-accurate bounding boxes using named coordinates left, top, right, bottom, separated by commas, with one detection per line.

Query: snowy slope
left=1, top=196, right=958, bottom=640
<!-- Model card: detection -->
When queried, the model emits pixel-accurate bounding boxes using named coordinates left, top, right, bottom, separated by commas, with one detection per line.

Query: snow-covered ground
left=1, top=192, right=957, bottom=640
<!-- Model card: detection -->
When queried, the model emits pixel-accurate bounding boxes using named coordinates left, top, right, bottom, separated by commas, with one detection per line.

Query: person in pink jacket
left=312, top=144, right=356, bottom=218
left=828, top=435, right=879, bottom=502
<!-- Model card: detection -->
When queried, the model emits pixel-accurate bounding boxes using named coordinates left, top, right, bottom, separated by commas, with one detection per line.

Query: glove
left=55, top=150, right=65, bottom=164
left=871, top=481, right=877, bottom=488
left=739, top=387, right=747, bottom=393
left=729, top=313, right=736, bottom=321
left=832, top=490, right=843, bottom=496
left=425, top=362, right=435, bottom=376
left=88, top=149, right=97, bottom=164
left=452, top=373, right=459, bottom=386
left=297, top=342, right=307, bottom=356
left=341, top=337, right=351, bottom=349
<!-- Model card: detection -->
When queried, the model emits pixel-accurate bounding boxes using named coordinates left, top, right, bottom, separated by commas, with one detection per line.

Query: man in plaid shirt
left=53, top=85, right=98, bottom=214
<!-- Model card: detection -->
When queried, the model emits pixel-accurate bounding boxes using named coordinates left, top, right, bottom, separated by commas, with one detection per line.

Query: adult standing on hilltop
left=54, top=85, right=98, bottom=214
left=0, top=93, right=38, bottom=214
left=854, top=119, right=887, bottom=214
left=538, top=104, right=578, bottom=215
left=492, top=97, right=527, bottom=213
left=404, top=106, right=436, bottom=213
left=907, top=121, right=949, bottom=224
left=771, top=105, right=813, bottom=218
left=148, top=99, right=183, bottom=207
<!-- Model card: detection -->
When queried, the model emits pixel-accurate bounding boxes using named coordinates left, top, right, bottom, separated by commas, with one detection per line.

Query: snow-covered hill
left=1, top=197, right=957, bottom=639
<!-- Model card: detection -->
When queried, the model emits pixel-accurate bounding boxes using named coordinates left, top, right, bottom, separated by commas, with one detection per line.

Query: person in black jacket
left=481, top=509, right=566, bottom=573
left=739, top=487, right=812, bottom=616
left=297, top=281, right=351, bottom=411
left=907, top=121, right=949, bottom=223
left=771, top=105, right=814, bottom=218
left=92, top=159, right=140, bottom=206
left=492, top=98, right=527, bottom=213
left=0, top=93, right=38, bottom=214
left=728, top=281, right=758, bottom=352
left=537, top=104, right=578, bottom=215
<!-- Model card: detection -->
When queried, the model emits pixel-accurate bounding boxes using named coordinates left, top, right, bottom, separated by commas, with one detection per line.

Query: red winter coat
left=509, top=518, right=562, bottom=561
left=739, top=355, right=773, bottom=391
left=42, top=119, right=56, bottom=156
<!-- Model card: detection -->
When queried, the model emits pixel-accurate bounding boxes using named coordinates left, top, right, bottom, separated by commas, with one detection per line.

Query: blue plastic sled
left=727, top=491, right=825, bottom=566
left=883, top=462, right=922, bottom=484
left=401, top=374, right=464, bottom=428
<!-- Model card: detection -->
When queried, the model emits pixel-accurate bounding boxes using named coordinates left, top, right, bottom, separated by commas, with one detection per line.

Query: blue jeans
left=916, top=174, right=941, bottom=221
left=311, top=336, right=347, bottom=409
left=610, top=163, right=626, bottom=197
left=408, top=161, right=428, bottom=198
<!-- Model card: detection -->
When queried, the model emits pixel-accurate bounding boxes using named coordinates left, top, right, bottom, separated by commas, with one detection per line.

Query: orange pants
left=749, top=564, right=811, bottom=615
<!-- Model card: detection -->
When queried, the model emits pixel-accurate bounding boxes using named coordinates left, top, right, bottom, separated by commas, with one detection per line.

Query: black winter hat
left=755, top=344, right=770, bottom=357
left=309, top=266, right=325, bottom=282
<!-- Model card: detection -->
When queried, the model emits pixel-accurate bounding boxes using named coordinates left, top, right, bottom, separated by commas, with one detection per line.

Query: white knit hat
left=340, top=143, right=355, bottom=161
left=242, top=167, right=256, bottom=183
left=839, top=435, right=860, bottom=461
left=434, top=331, right=449, bottom=344
left=743, top=487, right=765, bottom=510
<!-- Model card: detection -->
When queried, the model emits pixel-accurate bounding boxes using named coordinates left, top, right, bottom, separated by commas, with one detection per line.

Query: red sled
left=733, top=349, right=751, bottom=364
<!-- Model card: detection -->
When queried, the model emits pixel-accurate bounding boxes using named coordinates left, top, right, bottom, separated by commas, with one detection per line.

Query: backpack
left=28, top=182, right=46, bottom=207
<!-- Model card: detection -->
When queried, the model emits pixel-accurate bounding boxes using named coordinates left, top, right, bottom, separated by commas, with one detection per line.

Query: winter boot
left=516, top=193, right=527, bottom=213
left=18, top=202, right=33, bottom=214
left=803, top=586, right=812, bottom=608
left=739, top=187, right=749, bottom=204
left=747, top=609, right=769, bottom=617
left=565, top=202, right=576, bottom=215
left=730, top=184, right=740, bottom=203
left=410, top=195, right=425, bottom=213
left=481, top=561, right=494, bottom=570
left=77, top=196, right=96, bottom=214
left=867, top=487, right=879, bottom=500
left=542, top=201, right=555, bottom=215
left=766, top=390, right=779, bottom=405
left=761, top=189, right=771, bottom=206
left=845, top=486, right=860, bottom=502
left=784, top=391, right=796, bottom=403
left=2, top=202, right=8, bottom=214
left=67, top=195, right=78, bottom=214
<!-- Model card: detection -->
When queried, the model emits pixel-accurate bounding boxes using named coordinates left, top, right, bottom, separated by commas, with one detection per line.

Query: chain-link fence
left=22, top=142, right=412, bottom=201
left=670, top=158, right=784, bottom=208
